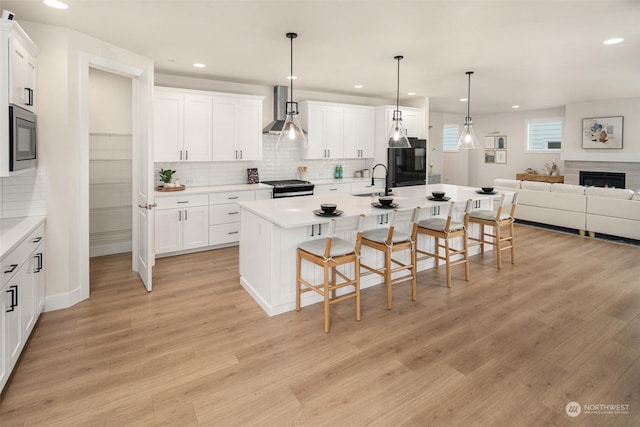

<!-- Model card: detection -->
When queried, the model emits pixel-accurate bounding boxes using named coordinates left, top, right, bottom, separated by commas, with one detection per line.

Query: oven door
left=10, top=105, right=37, bottom=172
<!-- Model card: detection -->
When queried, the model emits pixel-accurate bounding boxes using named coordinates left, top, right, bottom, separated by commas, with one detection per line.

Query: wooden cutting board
left=156, top=185, right=186, bottom=192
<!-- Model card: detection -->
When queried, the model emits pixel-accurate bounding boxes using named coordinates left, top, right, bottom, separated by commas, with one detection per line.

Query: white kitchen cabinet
left=212, top=96, right=263, bottom=161
left=374, top=105, right=424, bottom=166
left=313, top=182, right=352, bottom=195
left=209, top=190, right=255, bottom=246
left=155, top=194, right=209, bottom=254
left=9, top=35, right=37, bottom=112
left=1, top=220, right=45, bottom=394
left=154, top=89, right=213, bottom=162
left=343, top=106, right=375, bottom=158
left=299, top=101, right=343, bottom=160
left=381, top=106, right=421, bottom=138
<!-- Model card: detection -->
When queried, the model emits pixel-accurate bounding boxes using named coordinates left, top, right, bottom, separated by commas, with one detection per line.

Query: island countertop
left=238, top=184, right=501, bottom=229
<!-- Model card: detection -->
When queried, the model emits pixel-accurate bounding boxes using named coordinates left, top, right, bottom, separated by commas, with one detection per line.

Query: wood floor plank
left=1, top=224, right=639, bottom=425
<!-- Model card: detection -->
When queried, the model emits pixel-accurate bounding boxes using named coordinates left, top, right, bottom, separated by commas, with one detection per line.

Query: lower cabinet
left=155, top=204, right=209, bottom=254
left=209, top=190, right=255, bottom=246
left=1, top=221, right=45, bottom=394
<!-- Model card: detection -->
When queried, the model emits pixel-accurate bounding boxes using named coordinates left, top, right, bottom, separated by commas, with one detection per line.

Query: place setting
left=476, top=186, right=498, bottom=195
left=371, top=196, right=399, bottom=209
left=427, top=191, right=451, bottom=201
left=313, top=203, right=344, bottom=217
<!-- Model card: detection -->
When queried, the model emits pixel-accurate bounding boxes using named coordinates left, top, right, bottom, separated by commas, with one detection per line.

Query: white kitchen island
left=239, top=184, right=501, bottom=316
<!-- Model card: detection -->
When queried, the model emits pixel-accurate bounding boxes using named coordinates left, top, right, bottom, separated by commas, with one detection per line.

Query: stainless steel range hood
left=262, top=85, right=289, bottom=134
left=265, top=85, right=308, bottom=134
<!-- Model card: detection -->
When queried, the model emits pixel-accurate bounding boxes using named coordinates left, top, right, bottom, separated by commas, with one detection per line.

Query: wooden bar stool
left=296, top=215, right=366, bottom=333
left=415, top=200, right=473, bottom=288
left=468, top=193, right=519, bottom=269
left=360, top=208, right=418, bottom=310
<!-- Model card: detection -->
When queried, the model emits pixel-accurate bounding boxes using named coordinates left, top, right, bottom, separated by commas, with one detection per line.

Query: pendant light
left=457, top=71, right=481, bottom=149
left=387, top=55, right=411, bottom=149
left=275, top=32, right=307, bottom=150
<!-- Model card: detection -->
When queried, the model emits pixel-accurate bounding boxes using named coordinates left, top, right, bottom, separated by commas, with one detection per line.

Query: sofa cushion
left=494, top=178, right=521, bottom=189
left=551, top=183, right=585, bottom=195
left=632, top=193, right=640, bottom=201
left=585, top=187, right=634, bottom=200
left=521, top=181, right=552, bottom=192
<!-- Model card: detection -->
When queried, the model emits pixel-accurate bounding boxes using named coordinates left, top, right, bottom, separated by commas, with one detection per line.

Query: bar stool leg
left=331, top=267, right=337, bottom=300
left=324, top=264, right=330, bottom=333
left=463, top=230, right=470, bottom=281
left=479, top=224, right=485, bottom=253
left=510, top=221, right=516, bottom=264
left=434, top=237, right=440, bottom=268
left=444, top=239, right=452, bottom=288
left=410, top=245, right=417, bottom=301
left=385, top=250, right=392, bottom=310
left=495, top=223, right=503, bottom=269
left=296, top=252, right=302, bottom=311
left=355, top=258, right=361, bottom=321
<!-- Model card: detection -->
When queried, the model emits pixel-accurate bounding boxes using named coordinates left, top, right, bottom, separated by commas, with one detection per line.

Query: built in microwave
left=9, top=104, right=37, bottom=172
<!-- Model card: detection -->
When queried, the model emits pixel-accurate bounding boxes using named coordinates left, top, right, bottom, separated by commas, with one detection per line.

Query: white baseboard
left=90, top=242, right=132, bottom=257
left=44, top=286, right=86, bottom=312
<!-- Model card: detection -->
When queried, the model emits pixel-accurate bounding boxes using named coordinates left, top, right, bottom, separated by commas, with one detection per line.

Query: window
left=527, top=118, right=562, bottom=152
left=443, top=125, right=459, bottom=152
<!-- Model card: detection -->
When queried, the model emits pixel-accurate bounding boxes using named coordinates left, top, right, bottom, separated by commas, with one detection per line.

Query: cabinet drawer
left=156, top=194, right=209, bottom=209
left=210, top=191, right=254, bottom=205
left=1, top=222, right=44, bottom=288
left=209, top=204, right=241, bottom=225
left=209, top=223, right=241, bottom=245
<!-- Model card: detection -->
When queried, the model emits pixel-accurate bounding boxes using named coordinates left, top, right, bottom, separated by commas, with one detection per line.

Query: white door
left=134, top=70, right=154, bottom=291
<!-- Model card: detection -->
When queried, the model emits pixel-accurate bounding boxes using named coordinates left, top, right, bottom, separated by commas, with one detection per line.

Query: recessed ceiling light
left=43, top=0, right=69, bottom=9
left=512, top=105, right=520, bottom=109
left=459, top=98, right=468, bottom=102
left=193, top=63, right=206, bottom=68
left=287, top=75, right=297, bottom=80
left=354, top=84, right=363, bottom=89
left=408, top=92, right=416, bottom=96
left=604, top=38, right=624, bottom=45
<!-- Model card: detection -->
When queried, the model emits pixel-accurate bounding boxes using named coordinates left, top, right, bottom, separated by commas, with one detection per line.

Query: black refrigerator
left=387, top=138, right=427, bottom=187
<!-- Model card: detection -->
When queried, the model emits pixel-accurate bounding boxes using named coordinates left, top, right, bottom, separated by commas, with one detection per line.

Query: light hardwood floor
left=1, top=224, right=639, bottom=426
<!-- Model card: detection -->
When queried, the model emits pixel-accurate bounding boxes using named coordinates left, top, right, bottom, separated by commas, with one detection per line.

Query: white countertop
left=0, top=216, right=46, bottom=260
left=155, top=182, right=273, bottom=197
left=239, top=184, right=501, bottom=229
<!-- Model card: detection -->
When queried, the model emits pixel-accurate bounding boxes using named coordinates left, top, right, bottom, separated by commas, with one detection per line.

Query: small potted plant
left=159, top=168, right=176, bottom=187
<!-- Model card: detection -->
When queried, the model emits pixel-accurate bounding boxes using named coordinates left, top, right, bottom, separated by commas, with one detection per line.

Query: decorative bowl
left=379, top=196, right=394, bottom=206
left=481, top=187, right=494, bottom=193
left=320, top=203, right=337, bottom=214
left=431, top=191, right=446, bottom=199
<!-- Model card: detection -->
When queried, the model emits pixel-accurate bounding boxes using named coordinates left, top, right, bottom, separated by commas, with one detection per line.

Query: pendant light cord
left=290, top=35, right=294, bottom=105
left=466, top=71, right=473, bottom=119
left=396, top=57, right=400, bottom=111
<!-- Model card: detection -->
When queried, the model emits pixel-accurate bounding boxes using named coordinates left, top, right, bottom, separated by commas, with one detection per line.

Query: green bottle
left=335, top=165, right=340, bottom=178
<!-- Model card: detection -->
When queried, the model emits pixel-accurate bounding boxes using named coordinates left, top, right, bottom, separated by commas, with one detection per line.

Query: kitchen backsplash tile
left=155, top=134, right=372, bottom=187
left=1, top=168, right=47, bottom=219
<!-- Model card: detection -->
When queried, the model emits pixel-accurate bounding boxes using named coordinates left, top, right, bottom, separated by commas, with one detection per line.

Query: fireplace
left=579, top=171, right=626, bottom=188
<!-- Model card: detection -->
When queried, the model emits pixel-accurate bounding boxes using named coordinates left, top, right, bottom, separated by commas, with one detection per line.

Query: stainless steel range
left=262, top=179, right=314, bottom=198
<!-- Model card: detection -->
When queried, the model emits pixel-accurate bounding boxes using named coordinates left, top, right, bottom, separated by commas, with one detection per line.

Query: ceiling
left=4, top=0, right=640, bottom=114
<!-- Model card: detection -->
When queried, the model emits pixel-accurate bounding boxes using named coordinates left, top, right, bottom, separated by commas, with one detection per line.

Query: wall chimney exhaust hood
left=262, top=85, right=306, bottom=134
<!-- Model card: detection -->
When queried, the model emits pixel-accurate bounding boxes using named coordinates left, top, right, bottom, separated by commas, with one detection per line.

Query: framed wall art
left=582, top=116, right=623, bottom=149
left=484, top=136, right=495, bottom=149
left=484, top=150, right=495, bottom=164
left=496, top=135, right=507, bottom=149
left=495, top=150, right=507, bottom=164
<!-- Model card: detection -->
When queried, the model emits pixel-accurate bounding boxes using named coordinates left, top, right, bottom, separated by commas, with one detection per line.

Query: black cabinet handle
left=4, top=264, right=18, bottom=274
left=228, top=211, right=239, bottom=215
left=32, top=236, right=43, bottom=243
left=228, top=231, right=239, bottom=235
left=227, top=196, right=239, bottom=200
left=6, top=285, right=18, bottom=312
left=177, top=201, right=189, bottom=204
left=35, top=253, right=43, bottom=273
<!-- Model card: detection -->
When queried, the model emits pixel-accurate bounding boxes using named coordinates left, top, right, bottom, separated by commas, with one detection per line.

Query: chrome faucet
left=371, top=163, right=391, bottom=196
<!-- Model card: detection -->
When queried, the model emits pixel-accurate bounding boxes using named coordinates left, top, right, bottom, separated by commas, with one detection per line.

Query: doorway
left=88, top=68, right=134, bottom=259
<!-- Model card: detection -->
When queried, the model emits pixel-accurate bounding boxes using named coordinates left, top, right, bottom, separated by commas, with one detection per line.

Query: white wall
left=89, top=68, right=133, bottom=257
left=22, top=21, right=153, bottom=309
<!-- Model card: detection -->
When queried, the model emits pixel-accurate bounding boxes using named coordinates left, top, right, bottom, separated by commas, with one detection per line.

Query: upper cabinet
left=343, top=106, right=375, bottom=158
left=9, top=34, right=37, bottom=113
left=299, top=101, right=375, bottom=160
left=381, top=106, right=421, bottom=139
left=212, top=96, right=262, bottom=161
left=153, top=87, right=263, bottom=162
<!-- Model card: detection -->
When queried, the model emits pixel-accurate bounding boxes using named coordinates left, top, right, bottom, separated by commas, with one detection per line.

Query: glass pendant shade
left=387, top=110, right=411, bottom=148
left=458, top=71, right=481, bottom=149
left=275, top=102, right=307, bottom=150
left=457, top=116, right=480, bottom=149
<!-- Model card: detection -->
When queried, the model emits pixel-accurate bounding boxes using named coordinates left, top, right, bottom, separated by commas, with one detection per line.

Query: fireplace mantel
left=561, top=151, right=640, bottom=162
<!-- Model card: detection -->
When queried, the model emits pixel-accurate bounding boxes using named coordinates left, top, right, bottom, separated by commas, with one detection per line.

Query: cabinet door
left=21, top=261, right=35, bottom=337
left=403, top=109, right=420, bottom=138
left=212, top=99, right=237, bottom=161
left=182, top=206, right=209, bottom=250
left=183, top=95, right=213, bottom=161
left=10, top=38, right=27, bottom=109
left=314, top=183, right=352, bottom=195
left=0, top=285, right=6, bottom=391
left=33, top=250, right=45, bottom=315
left=154, top=93, right=184, bottom=162
left=235, top=102, right=262, bottom=161
left=305, top=105, right=326, bottom=159
left=155, top=209, right=183, bottom=254
left=343, top=108, right=374, bottom=158
left=324, top=107, right=344, bottom=159
left=5, top=280, right=22, bottom=373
